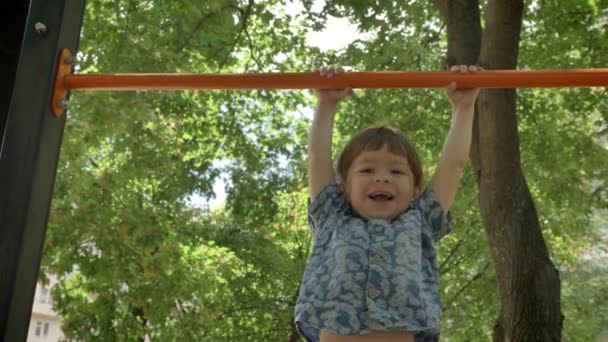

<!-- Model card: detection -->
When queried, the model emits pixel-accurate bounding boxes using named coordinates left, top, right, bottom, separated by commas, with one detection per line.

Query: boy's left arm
left=431, top=65, right=481, bottom=212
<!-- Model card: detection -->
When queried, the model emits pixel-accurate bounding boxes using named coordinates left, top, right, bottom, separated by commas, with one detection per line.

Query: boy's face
left=344, top=145, right=419, bottom=220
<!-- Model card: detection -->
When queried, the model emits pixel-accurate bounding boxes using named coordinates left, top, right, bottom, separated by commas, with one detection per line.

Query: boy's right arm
left=308, top=66, right=353, bottom=202
left=308, top=100, right=338, bottom=202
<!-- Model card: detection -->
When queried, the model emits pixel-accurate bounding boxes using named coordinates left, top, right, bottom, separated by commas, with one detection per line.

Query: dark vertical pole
left=0, top=2, right=30, bottom=149
left=0, top=0, right=85, bottom=341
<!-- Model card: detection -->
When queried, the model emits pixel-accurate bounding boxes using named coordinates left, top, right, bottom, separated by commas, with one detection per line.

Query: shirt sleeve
left=413, top=187, right=453, bottom=242
left=307, top=182, right=346, bottom=233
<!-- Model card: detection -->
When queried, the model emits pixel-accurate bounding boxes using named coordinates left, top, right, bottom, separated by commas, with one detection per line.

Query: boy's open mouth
left=368, top=191, right=394, bottom=201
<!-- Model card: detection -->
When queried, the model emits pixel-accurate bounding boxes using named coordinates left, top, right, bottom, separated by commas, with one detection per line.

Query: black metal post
left=0, top=2, right=29, bottom=149
left=0, top=0, right=85, bottom=341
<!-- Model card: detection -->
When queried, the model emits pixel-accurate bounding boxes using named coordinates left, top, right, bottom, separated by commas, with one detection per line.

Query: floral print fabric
left=294, top=182, right=453, bottom=341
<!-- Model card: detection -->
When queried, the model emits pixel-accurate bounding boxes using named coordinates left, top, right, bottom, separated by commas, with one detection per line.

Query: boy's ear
left=338, top=183, right=345, bottom=193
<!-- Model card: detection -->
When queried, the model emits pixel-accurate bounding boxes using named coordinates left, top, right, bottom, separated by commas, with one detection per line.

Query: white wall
left=27, top=280, right=64, bottom=342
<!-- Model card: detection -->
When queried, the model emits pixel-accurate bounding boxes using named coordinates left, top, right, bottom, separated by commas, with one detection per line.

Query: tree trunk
left=435, top=0, right=564, bottom=340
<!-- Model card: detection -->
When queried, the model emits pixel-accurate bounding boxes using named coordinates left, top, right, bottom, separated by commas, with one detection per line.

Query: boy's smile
left=368, top=191, right=394, bottom=201
left=344, top=145, right=419, bottom=220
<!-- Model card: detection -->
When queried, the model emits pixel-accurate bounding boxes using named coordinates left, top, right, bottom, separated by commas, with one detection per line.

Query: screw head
left=64, top=55, right=78, bottom=64
left=57, top=99, right=69, bottom=110
left=34, top=22, right=47, bottom=35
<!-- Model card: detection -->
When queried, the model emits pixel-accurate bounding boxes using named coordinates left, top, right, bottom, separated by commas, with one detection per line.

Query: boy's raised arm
left=431, top=65, right=481, bottom=212
left=308, top=66, right=353, bottom=202
left=308, top=101, right=338, bottom=202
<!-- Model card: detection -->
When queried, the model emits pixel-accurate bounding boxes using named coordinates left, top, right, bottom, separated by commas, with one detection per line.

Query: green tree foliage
left=42, top=0, right=607, bottom=340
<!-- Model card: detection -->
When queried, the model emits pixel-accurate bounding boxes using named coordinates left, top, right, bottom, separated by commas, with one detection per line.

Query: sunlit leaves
left=43, top=0, right=608, bottom=340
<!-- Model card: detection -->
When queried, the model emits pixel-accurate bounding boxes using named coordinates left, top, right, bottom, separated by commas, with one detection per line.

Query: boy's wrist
left=317, top=99, right=339, bottom=110
left=452, top=104, right=475, bottom=115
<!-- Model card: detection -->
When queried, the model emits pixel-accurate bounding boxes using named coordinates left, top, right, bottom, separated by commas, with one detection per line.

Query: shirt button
left=375, top=226, right=384, bottom=233
left=372, top=254, right=382, bottom=263
left=367, top=288, right=378, bottom=300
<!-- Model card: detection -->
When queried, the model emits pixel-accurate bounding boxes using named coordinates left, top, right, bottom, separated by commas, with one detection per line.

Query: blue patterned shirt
left=294, top=182, right=453, bottom=342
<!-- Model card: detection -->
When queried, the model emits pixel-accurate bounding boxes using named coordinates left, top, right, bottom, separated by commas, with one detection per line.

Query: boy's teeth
left=369, top=193, right=393, bottom=200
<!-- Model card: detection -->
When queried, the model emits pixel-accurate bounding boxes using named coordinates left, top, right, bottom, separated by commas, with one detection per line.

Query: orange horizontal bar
left=62, top=69, right=608, bottom=91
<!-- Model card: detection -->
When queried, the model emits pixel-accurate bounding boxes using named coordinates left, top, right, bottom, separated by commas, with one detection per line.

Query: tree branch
left=593, top=126, right=608, bottom=139
left=440, top=243, right=479, bottom=276
left=439, top=237, right=464, bottom=273
left=443, top=261, right=490, bottom=311
left=217, top=0, right=256, bottom=71
left=241, top=23, right=263, bottom=71
left=178, top=2, right=251, bottom=54
left=430, top=0, right=447, bottom=19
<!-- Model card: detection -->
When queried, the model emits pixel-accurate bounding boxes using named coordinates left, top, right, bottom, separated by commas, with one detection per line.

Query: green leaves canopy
left=42, top=0, right=607, bottom=341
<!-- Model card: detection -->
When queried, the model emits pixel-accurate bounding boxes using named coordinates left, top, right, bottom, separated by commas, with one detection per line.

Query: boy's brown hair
left=336, top=126, right=423, bottom=188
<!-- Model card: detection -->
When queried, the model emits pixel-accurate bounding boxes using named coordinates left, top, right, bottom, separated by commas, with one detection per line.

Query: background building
left=27, top=278, right=63, bottom=342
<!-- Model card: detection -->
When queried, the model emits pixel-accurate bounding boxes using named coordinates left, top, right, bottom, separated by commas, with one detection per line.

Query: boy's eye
left=391, top=169, right=405, bottom=174
left=360, top=168, right=373, bottom=173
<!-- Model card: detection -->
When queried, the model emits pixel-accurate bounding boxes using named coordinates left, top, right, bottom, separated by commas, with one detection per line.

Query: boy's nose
left=375, top=177, right=389, bottom=183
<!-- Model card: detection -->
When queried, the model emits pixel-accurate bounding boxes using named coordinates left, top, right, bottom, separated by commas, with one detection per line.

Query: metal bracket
left=51, top=48, right=74, bottom=117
